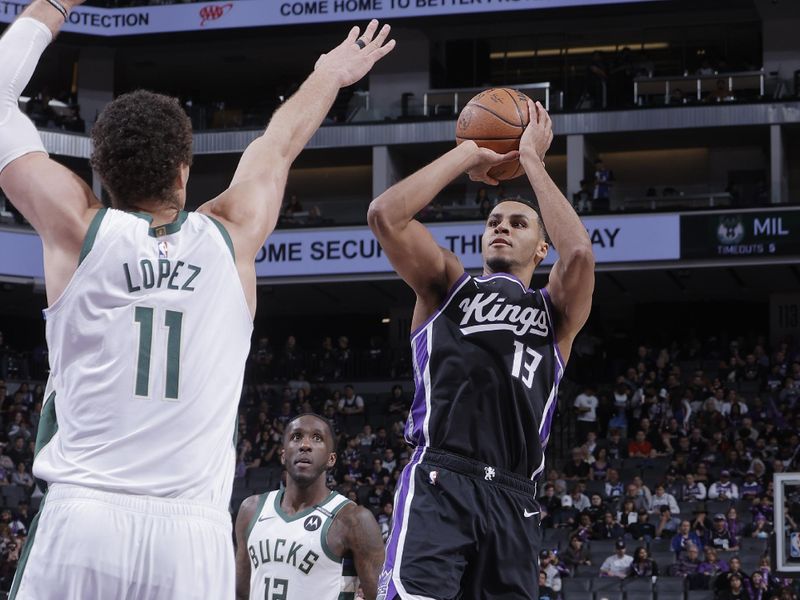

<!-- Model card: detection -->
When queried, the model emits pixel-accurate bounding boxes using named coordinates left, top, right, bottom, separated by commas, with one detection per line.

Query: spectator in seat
left=537, top=571, right=556, bottom=600
left=627, top=508, right=656, bottom=542
left=628, top=430, right=654, bottom=458
left=672, top=519, right=704, bottom=556
left=538, top=550, right=565, bottom=593
left=708, top=469, right=739, bottom=501
left=651, top=483, right=680, bottom=514
left=605, top=428, right=628, bottom=462
left=682, top=473, right=707, bottom=502
left=698, top=545, right=728, bottom=582
left=561, top=534, right=591, bottom=574
left=338, top=384, right=365, bottom=416
left=599, top=539, right=633, bottom=578
left=716, top=558, right=749, bottom=597
left=563, top=447, right=590, bottom=480
left=706, top=513, right=739, bottom=552
left=592, top=511, right=625, bottom=540
left=673, top=542, right=702, bottom=579
left=717, top=574, right=751, bottom=600
left=605, top=468, right=624, bottom=499
left=655, top=505, right=680, bottom=539
left=590, top=447, right=610, bottom=480
left=740, top=472, right=763, bottom=500
left=574, top=385, right=599, bottom=443
left=628, top=546, right=659, bottom=578
left=743, top=514, right=772, bottom=539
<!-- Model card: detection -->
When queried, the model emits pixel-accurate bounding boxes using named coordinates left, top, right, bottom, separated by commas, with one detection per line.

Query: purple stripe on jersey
left=537, top=286, right=566, bottom=449
left=539, top=287, right=566, bottom=371
left=380, top=447, right=424, bottom=599
left=405, top=330, right=430, bottom=446
left=409, top=272, right=470, bottom=341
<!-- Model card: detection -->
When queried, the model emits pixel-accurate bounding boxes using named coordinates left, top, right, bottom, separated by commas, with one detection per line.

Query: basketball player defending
left=235, top=414, right=385, bottom=600
left=0, top=2, right=394, bottom=597
left=368, top=101, right=595, bottom=599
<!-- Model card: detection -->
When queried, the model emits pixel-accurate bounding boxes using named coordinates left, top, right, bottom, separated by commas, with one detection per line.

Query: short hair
left=91, top=90, right=193, bottom=211
left=283, top=413, right=336, bottom=452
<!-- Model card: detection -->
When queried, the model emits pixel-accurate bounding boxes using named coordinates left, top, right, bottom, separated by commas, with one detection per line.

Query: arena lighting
left=381, top=318, right=391, bottom=324
left=490, top=42, right=669, bottom=60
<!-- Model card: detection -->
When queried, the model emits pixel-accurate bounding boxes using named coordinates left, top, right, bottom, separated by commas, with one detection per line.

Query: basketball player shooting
left=0, top=2, right=394, bottom=597
left=235, top=414, right=385, bottom=600
left=367, top=100, right=595, bottom=599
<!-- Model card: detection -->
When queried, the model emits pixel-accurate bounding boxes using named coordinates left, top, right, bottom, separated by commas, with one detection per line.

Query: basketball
left=455, top=88, right=531, bottom=181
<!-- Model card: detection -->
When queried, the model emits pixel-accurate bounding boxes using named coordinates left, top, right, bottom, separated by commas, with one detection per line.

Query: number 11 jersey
left=406, top=272, right=564, bottom=480
left=34, top=208, right=253, bottom=510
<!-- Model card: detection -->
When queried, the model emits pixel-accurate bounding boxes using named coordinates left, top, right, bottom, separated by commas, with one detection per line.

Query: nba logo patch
left=158, top=241, right=169, bottom=258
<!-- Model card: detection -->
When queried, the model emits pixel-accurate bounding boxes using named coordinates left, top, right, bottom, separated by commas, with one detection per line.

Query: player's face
left=482, top=202, right=548, bottom=273
left=281, top=417, right=336, bottom=485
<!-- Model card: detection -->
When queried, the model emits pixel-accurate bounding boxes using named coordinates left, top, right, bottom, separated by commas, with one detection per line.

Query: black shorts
left=377, top=447, right=542, bottom=600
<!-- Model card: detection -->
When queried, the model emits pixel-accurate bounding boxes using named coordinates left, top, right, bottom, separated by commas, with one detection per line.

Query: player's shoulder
left=236, top=492, right=270, bottom=526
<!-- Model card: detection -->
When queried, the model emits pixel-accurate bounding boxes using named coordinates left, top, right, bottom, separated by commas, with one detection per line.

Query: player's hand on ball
left=519, top=99, right=554, bottom=165
left=465, top=143, right=520, bottom=186
left=315, top=20, right=396, bottom=88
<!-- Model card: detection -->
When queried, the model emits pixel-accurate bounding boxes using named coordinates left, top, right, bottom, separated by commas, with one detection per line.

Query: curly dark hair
left=90, top=90, right=193, bottom=211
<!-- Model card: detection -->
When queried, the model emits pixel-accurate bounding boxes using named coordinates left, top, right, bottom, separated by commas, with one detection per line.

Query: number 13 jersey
left=406, top=273, right=564, bottom=480
left=34, top=209, right=253, bottom=510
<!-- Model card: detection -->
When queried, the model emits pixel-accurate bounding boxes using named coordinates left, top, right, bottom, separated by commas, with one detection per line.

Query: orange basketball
left=455, top=88, right=531, bottom=181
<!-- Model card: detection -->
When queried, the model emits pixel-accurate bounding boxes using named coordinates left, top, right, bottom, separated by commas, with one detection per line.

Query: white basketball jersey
left=33, top=209, right=252, bottom=510
left=246, top=489, right=358, bottom=600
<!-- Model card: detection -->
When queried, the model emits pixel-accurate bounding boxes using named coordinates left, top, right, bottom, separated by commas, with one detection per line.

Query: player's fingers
left=346, top=26, right=360, bottom=44
left=360, top=19, right=380, bottom=44
left=497, top=150, right=520, bottom=163
left=537, top=101, right=551, bottom=127
left=370, top=38, right=396, bottom=62
left=525, top=98, right=538, bottom=128
left=367, top=24, right=391, bottom=52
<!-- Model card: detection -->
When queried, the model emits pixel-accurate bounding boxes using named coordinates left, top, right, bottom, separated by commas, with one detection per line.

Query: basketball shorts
left=378, top=447, right=542, bottom=600
left=10, top=483, right=233, bottom=600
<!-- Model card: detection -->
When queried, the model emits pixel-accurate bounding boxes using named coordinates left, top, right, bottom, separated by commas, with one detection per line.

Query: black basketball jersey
left=406, top=272, right=564, bottom=480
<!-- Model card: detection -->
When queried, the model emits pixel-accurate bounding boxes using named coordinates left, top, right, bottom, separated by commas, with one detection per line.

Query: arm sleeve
left=0, top=18, right=52, bottom=173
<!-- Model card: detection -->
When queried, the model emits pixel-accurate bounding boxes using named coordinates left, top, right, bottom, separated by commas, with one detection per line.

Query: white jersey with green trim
left=33, top=208, right=252, bottom=510
left=246, top=489, right=358, bottom=600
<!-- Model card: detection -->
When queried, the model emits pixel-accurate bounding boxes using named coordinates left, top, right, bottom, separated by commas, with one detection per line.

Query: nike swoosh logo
left=257, top=515, right=275, bottom=522
left=524, top=510, right=539, bottom=518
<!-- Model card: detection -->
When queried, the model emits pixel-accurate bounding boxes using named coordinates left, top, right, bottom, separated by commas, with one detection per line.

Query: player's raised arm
left=234, top=495, right=260, bottom=600
left=519, top=100, right=594, bottom=360
left=0, top=0, right=101, bottom=304
left=198, top=20, right=395, bottom=266
left=367, top=142, right=518, bottom=328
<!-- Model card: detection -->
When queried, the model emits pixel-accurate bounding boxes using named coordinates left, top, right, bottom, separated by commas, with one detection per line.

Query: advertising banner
left=0, top=0, right=657, bottom=37
left=0, top=212, right=679, bottom=281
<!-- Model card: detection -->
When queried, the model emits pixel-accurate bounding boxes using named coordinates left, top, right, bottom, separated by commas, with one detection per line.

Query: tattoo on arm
left=342, top=505, right=385, bottom=600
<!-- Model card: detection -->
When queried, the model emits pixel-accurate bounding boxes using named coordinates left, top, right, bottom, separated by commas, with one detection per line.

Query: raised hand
left=315, top=20, right=396, bottom=89
left=519, top=99, right=554, bottom=165
left=463, top=142, right=520, bottom=186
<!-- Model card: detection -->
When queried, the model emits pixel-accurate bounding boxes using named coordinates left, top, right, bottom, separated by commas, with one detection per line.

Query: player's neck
left=115, top=198, right=185, bottom=228
left=281, top=480, right=331, bottom=515
left=481, top=266, right=534, bottom=288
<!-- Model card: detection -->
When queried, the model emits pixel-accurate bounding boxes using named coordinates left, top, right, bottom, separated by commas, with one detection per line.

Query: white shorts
left=10, top=483, right=234, bottom=600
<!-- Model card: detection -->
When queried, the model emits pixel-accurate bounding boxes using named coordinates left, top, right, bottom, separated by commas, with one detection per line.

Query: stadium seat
left=656, top=592, right=685, bottom=600
left=623, top=578, right=654, bottom=592
left=589, top=540, right=617, bottom=558
left=652, top=551, right=676, bottom=570
left=739, top=538, right=767, bottom=553
left=2, top=486, right=27, bottom=508
left=562, top=577, right=593, bottom=594
left=576, top=564, right=601, bottom=577
left=586, top=479, right=606, bottom=498
left=625, top=592, right=654, bottom=600
left=655, top=576, right=686, bottom=592
left=705, top=500, right=730, bottom=515
left=687, top=591, right=714, bottom=600
left=594, top=591, right=623, bottom=600
left=648, top=538, right=672, bottom=553
left=592, top=577, right=622, bottom=592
